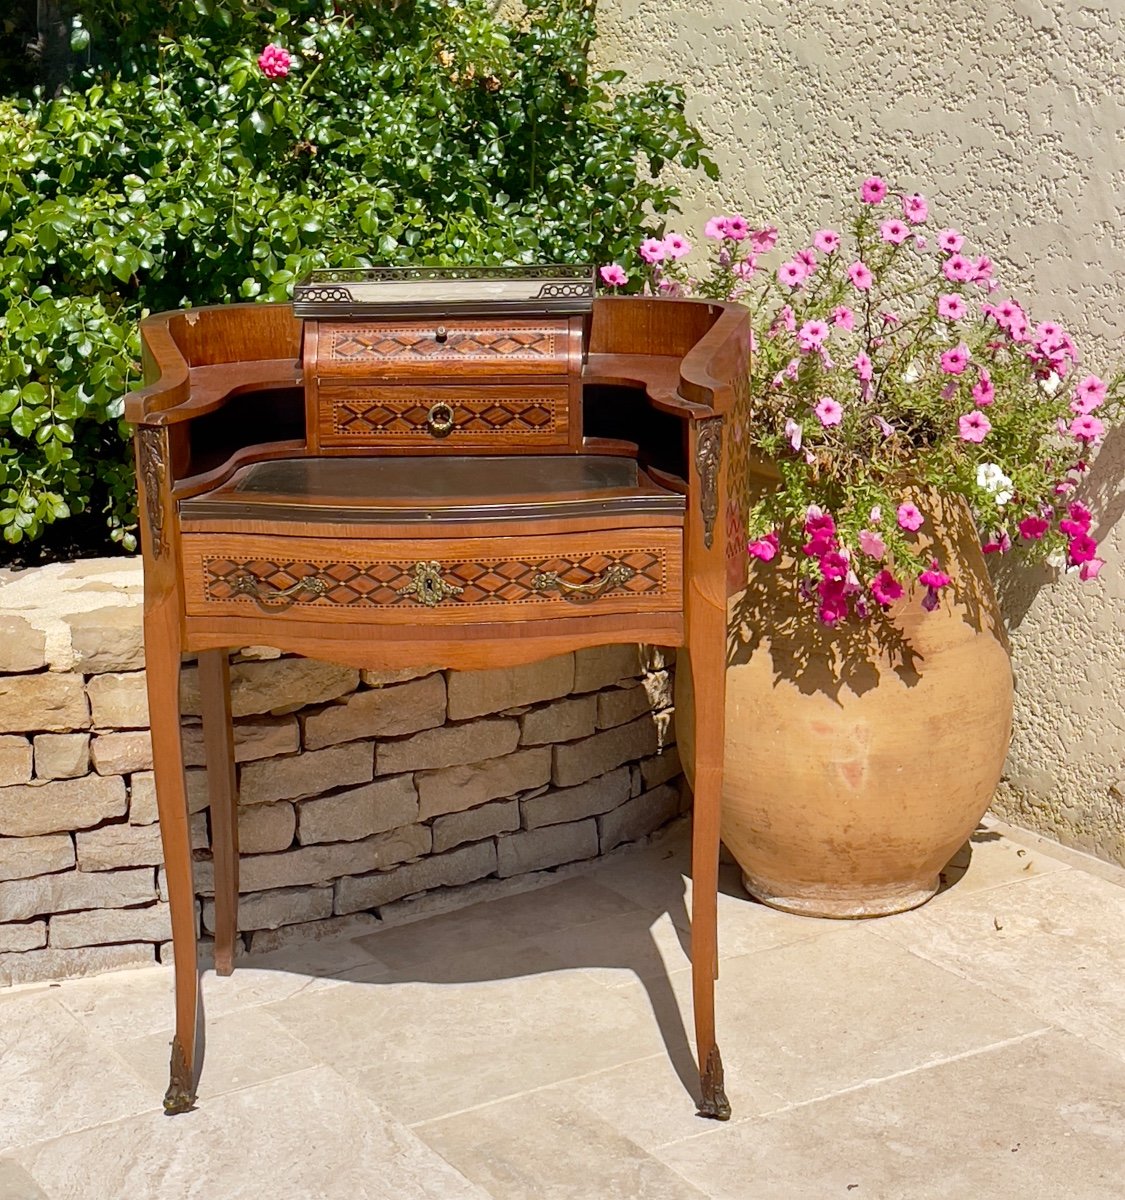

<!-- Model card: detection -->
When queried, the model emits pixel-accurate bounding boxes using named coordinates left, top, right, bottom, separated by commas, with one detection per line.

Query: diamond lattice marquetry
left=332, top=396, right=560, bottom=437
left=329, top=327, right=559, bottom=363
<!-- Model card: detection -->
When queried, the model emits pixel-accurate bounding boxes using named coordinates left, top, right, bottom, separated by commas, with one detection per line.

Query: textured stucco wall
left=596, top=0, right=1125, bottom=864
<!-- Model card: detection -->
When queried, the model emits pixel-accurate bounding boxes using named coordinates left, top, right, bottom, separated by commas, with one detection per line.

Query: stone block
left=66, top=605, right=145, bottom=673
left=203, top=884, right=333, bottom=933
left=181, top=715, right=300, bottom=766
left=247, top=911, right=380, bottom=956
left=303, top=674, right=447, bottom=749
left=297, top=774, right=418, bottom=845
left=128, top=771, right=157, bottom=825
left=239, top=824, right=431, bottom=893
left=158, top=858, right=215, bottom=900
left=0, top=866, right=155, bottom=921
left=551, top=714, right=662, bottom=788
left=376, top=717, right=519, bottom=776
left=432, top=799, right=520, bottom=853
left=33, top=733, right=90, bottom=781
left=0, top=920, right=46, bottom=952
left=519, top=694, right=598, bottom=747
left=416, top=746, right=551, bottom=820
left=496, top=819, right=598, bottom=878
left=334, top=840, right=496, bottom=913
left=572, top=645, right=646, bottom=693
left=596, top=671, right=673, bottom=729
left=597, top=782, right=681, bottom=853
left=186, top=768, right=211, bottom=814
left=0, top=735, right=32, bottom=786
left=91, top=731, right=153, bottom=776
left=446, top=654, right=574, bottom=721
left=240, top=742, right=374, bottom=806
left=239, top=802, right=296, bottom=854
left=50, top=902, right=172, bottom=948
left=0, top=774, right=126, bottom=837
left=640, top=745, right=682, bottom=791
left=520, top=766, right=633, bottom=830
left=75, top=822, right=164, bottom=871
left=361, top=666, right=439, bottom=687
left=180, top=658, right=359, bottom=718
left=0, top=614, right=47, bottom=673
left=0, top=833, right=74, bottom=882
left=0, top=942, right=155, bottom=988
left=86, top=672, right=149, bottom=729
left=0, top=673, right=89, bottom=734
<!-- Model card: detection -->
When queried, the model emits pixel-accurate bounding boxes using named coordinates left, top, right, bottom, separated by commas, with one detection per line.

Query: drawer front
left=182, top=531, right=682, bottom=625
left=316, top=384, right=570, bottom=448
left=317, top=320, right=570, bottom=378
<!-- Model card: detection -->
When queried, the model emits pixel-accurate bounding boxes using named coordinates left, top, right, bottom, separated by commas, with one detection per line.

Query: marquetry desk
left=124, top=272, right=750, bottom=1121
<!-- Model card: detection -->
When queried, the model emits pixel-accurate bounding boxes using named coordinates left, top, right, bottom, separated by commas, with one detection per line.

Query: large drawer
left=181, top=530, right=682, bottom=626
left=315, top=383, right=571, bottom=448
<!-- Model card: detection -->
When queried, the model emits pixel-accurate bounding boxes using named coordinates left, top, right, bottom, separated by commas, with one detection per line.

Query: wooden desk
left=126, top=292, right=749, bottom=1121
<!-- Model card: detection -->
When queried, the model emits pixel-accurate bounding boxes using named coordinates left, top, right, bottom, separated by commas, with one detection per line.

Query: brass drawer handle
left=397, top=561, right=465, bottom=607
left=530, top=562, right=636, bottom=603
left=434, top=326, right=448, bottom=343
left=229, top=571, right=329, bottom=611
left=426, top=402, right=455, bottom=438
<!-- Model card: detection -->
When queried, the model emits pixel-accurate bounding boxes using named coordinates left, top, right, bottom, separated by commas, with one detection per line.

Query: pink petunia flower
left=942, top=254, right=974, bottom=282
left=704, top=216, right=728, bottom=240
left=833, top=305, right=855, bottom=330
left=815, top=397, right=843, bottom=426
left=1071, top=375, right=1107, bottom=413
left=750, top=226, right=779, bottom=253
left=858, top=529, right=886, bottom=558
left=870, top=569, right=903, bottom=606
left=919, top=560, right=952, bottom=611
left=1018, top=515, right=1049, bottom=540
left=639, top=238, right=666, bottom=264
left=796, top=248, right=818, bottom=272
left=663, top=233, right=692, bottom=259
left=814, top=229, right=841, bottom=253
left=848, top=260, right=873, bottom=291
left=982, top=529, right=1012, bottom=554
left=860, top=176, right=888, bottom=204
left=1069, top=415, right=1106, bottom=444
left=725, top=215, right=750, bottom=241
left=1066, top=502, right=1092, bottom=533
left=1068, top=533, right=1098, bottom=564
left=599, top=264, right=627, bottom=287
left=880, top=219, right=911, bottom=245
left=973, top=255, right=994, bottom=283
left=778, top=260, right=807, bottom=287
left=1079, top=557, right=1104, bottom=580
left=937, top=293, right=968, bottom=320
left=819, top=551, right=850, bottom=580
left=797, top=319, right=829, bottom=351
left=897, top=503, right=924, bottom=532
left=258, top=43, right=292, bottom=78
left=784, top=418, right=803, bottom=451
left=938, top=228, right=964, bottom=253
left=732, top=256, right=757, bottom=280
left=854, top=351, right=873, bottom=382
left=901, top=193, right=929, bottom=223
left=972, top=369, right=995, bottom=407
left=748, top=532, right=780, bottom=562
left=958, top=410, right=992, bottom=442
left=941, top=343, right=971, bottom=375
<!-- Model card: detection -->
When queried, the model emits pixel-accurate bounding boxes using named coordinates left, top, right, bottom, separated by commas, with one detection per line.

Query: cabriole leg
left=199, top=649, right=239, bottom=976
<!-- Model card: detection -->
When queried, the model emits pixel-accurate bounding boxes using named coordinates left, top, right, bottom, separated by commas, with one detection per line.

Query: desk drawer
left=316, top=384, right=570, bottom=448
left=181, top=530, right=682, bottom=625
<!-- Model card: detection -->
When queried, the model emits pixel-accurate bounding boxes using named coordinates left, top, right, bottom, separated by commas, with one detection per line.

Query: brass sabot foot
left=697, top=1044, right=732, bottom=1121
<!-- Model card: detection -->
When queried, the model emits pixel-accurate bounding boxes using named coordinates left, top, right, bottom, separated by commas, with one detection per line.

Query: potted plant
left=602, top=178, right=1122, bottom=916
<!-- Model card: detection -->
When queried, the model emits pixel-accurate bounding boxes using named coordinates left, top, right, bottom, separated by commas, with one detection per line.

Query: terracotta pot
left=678, top=492, right=1014, bottom=918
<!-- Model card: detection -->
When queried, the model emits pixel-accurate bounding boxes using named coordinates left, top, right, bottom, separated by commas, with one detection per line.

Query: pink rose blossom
left=750, top=226, right=779, bottom=253
left=880, top=219, right=911, bottom=244
left=941, top=343, right=971, bottom=375
left=848, top=260, right=873, bottom=291
left=937, top=293, right=968, bottom=320
left=778, top=260, right=807, bottom=287
left=258, top=43, right=292, bottom=78
left=901, top=193, right=929, bottom=223
left=972, top=369, right=995, bottom=406
left=704, top=216, right=728, bottom=240
left=748, top=532, right=780, bottom=562
left=639, top=237, right=666, bottom=264
left=833, top=305, right=855, bottom=330
left=797, top=319, right=829, bottom=351
left=724, top=215, right=749, bottom=241
left=858, top=529, right=886, bottom=558
left=599, top=264, right=627, bottom=287
left=854, top=351, right=873, bottom=382
left=897, top=503, right=924, bottom=532
left=663, top=233, right=692, bottom=259
left=938, top=229, right=964, bottom=252
left=815, top=397, right=843, bottom=427
left=1018, top=515, right=1049, bottom=540
left=1068, top=533, right=1098, bottom=565
left=942, top=254, right=974, bottom=282
left=860, top=176, right=888, bottom=204
left=814, top=229, right=841, bottom=252
left=1069, top=415, right=1105, bottom=444
left=958, top=410, right=992, bottom=442
left=871, top=569, right=903, bottom=606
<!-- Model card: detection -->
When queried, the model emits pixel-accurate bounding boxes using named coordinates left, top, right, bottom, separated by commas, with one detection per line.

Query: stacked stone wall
left=0, top=560, right=684, bottom=986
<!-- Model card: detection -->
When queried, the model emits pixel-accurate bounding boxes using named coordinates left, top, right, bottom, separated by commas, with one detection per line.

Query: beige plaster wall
left=596, top=0, right=1125, bottom=864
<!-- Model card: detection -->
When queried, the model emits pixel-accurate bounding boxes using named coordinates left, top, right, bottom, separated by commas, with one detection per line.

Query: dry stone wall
left=0, top=559, right=684, bottom=986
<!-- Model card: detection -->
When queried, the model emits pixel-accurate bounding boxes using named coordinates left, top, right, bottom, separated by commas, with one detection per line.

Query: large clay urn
left=678, top=491, right=1014, bottom=917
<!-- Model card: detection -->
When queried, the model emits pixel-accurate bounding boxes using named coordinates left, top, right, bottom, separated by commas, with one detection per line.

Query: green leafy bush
left=0, top=0, right=715, bottom=553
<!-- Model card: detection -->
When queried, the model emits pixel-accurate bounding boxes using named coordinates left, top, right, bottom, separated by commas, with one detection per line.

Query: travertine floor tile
left=0, top=993, right=152, bottom=1152
left=929, top=823, right=1070, bottom=899
left=655, top=1030, right=1125, bottom=1200
left=0, top=1155, right=50, bottom=1199
left=417, top=1090, right=710, bottom=1200
left=15, top=1065, right=488, bottom=1200
left=872, top=868, right=1125, bottom=1063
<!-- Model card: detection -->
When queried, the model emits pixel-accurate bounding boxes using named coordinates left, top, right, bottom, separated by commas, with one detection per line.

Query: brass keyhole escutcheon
left=426, top=402, right=455, bottom=437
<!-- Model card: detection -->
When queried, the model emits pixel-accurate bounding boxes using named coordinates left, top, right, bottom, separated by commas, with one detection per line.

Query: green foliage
left=0, top=0, right=715, bottom=552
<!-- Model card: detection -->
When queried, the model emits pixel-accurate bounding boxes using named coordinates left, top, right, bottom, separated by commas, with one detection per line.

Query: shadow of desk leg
left=199, top=649, right=239, bottom=975
left=144, top=601, right=199, bottom=1114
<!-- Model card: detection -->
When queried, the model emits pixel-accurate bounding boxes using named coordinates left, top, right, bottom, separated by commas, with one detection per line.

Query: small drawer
left=181, top=530, right=683, bottom=626
left=316, top=384, right=571, bottom=448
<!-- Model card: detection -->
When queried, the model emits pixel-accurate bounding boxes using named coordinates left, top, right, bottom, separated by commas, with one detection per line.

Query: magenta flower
left=725, top=215, right=750, bottom=241
left=599, top=264, right=627, bottom=287
left=938, top=228, right=964, bottom=253
left=833, top=305, right=855, bottom=330
left=919, top=560, right=952, bottom=611
left=897, top=503, right=924, bottom=532
left=817, top=577, right=850, bottom=625
left=797, top=319, right=829, bottom=351
left=858, top=529, right=886, bottom=558
left=1068, top=533, right=1098, bottom=565
left=1018, top=515, right=1049, bottom=540
left=258, top=43, right=292, bottom=78
left=972, top=369, right=995, bottom=407
left=942, top=254, right=974, bottom=283
left=860, top=176, right=888, bottom=204
left=871, top=569, right=903, bottom=606
left=748, top=532, right=780, bottom=562
left=1079, top=557, right=1104, bottom=580
left=937, top=293, right=968, bottom=320
left=958, top=410, right=992, bottom=442
left=1069, top=415, right=1106, bottom=444
left=815, top=397, right=843, bottom=427
left=941, top=343, right=971, bottom=375
left=1066, top=502, right=1092, bottom=533
left=663, top=233, right=692, bottom=260
left=901, top=193, right=929, bottom=223
left=639, top=238, right=666, bottom=264
left=854, top=351, right=873, bottom=382
left=814, top=229, right=841, bottom=253
left=880, top=218, right=911, bottom=245
left=778, top=260, right=807, bottom=287
left=847, top=260, right=873, bottom=291
left=704, top=216, right=728, bottom=240
left=982, top=530, right=1011, bottom=555
left=819, top=550, right=850, bottom=580
left=750, top=226, right=779, bottom=253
